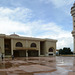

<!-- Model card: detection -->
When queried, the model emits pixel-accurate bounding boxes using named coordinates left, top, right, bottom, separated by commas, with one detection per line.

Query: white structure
left=71, top=2, right=75, bottom=53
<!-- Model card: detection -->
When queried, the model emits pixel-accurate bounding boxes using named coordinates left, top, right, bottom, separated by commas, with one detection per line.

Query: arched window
left=31, top=43, right=36, bottom=47
left=16, top=42, right=23, bottom=47
left=49, top=47, right=54, bottom=52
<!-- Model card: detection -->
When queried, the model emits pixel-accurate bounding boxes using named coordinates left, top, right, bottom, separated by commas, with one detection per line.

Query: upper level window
left=31, top=43, right=36, bottom=47
left=16, top=42, right=23, bottom=47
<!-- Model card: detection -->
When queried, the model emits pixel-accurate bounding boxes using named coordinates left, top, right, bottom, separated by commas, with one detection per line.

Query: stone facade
left=0, top=34, right=57, bottom=57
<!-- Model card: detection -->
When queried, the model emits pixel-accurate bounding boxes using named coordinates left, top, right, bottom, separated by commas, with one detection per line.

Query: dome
left=10, top=33, right=19, bottom=37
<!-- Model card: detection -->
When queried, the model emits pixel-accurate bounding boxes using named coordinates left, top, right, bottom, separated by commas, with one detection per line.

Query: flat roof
left=0, top=34, right=57, bottom=42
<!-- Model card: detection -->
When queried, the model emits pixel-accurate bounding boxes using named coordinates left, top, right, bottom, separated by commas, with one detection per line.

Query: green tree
left=59, top=49, right=63, bottom=55
left=59, top=47, right=73, bottom=55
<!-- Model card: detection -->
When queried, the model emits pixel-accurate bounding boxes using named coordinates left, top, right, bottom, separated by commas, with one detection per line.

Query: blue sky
left=0, top=0, right=74, bottom=51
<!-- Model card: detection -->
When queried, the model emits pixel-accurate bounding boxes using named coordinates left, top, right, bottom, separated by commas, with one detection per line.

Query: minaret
left=71, top=2, right=75, bottom=53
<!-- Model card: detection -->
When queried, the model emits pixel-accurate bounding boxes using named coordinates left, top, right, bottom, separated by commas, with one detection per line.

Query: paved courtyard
left=0, top=56, right=75, bottom=75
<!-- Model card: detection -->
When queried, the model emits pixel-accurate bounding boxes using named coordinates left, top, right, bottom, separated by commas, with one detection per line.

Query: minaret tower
left=71, top=2, right=75, bottom=53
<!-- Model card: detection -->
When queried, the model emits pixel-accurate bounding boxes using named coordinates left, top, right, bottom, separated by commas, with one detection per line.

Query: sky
left=0, top=0, right=74, bottom=51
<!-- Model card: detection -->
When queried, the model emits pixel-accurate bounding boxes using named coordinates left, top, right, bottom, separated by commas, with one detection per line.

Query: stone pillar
left=0, top=47, right=1, bottom=57
left=38, top=49, right=40, bottom=56
left=26, top=40, right=28, bottom=57
left=1, top=38, right=4, bottom=54
left=26, top=50, right=28, bottom=57
left=11, top=39, right=13, bottom=55
left=0, top=47, right=1, bottom=62
left=74, top=37, right=75, bottom=53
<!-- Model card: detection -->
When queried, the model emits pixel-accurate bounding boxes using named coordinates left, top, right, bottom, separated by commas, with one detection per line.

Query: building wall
left=12, top=39, right=40, bottom=51
left=44, top=41, right=56, bottom=56
left=13, top=39, right=26, bottom=50
left=0, top=34, right=57, bottom=57
left=40, top=41, right=46, bottom=56
left=11, top=39, right=57, bottom=56
left=28, top=40, right=40, bottom=50
left=0, top=38, right=4, bottom=54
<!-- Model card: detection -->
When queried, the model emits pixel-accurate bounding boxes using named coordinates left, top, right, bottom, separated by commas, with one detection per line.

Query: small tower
left=71, top=2, right=75, bottom=53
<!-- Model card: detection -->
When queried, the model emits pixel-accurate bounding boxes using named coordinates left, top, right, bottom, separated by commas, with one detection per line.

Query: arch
left=49, top=47, right=54, bottom=52
left=16, top=42, right=23, bottom=47
left=31, top=43, right=36, bottom=47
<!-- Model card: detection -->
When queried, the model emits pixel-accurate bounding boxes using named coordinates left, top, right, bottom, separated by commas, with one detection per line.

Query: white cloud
left=0, top=7, right=32, bottom=35
left=40, top=0, right=74, bottom=8
left=0, top=7, right=32, bottom=22
left=50, top=0, right=74, bottom=8
left=0, top=17, right=32, bottom=35
left=40, top=0, right=74, bottom=16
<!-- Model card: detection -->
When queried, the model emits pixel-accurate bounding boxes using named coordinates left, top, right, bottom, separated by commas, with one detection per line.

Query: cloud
left=50, top=0, right=74, bottom=8
left=0, top=17, right=32, bottom=35
left=0, top=7, right=32, bottom=22
left=40, top=0, right=74, bottom=16
left=40, top=0, right=74, bottom=8
left=0, top=7, right=32, bottom=35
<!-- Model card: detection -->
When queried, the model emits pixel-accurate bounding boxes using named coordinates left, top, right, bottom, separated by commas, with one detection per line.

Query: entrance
left=28, top=50, right=38, bottom=57
left=4, top=39, right=11, bottom=55
left=13, top=50, right=26, bottom=57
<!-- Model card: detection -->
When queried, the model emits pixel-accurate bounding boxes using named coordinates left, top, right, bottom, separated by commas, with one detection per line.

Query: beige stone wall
left=0, top=38, right=4, bottom=54
left=13, top=39, right=26, bottom=50
left=12, top=39, right=40, bottom=51
left=27, top=40, right=40, bottom=56
left=0, top=34, right=57, bottom=57
left=27, top=40, right=40, bottom=50
left=44, top=41, right=56, bottom=55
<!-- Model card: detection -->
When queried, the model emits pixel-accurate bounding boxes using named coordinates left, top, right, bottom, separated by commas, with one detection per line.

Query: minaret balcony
left=71, top=4, right=75, bottom=16
left=71, top=10, right=75, bottom=16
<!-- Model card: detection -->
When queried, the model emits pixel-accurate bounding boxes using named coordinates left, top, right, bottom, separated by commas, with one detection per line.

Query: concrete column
left=38, top=50, right=40, bottom=56
left=0, top=47, right=1, bottom=62
left=26, top=50, right=28, bottom=57
left=0, top=47, right=1, bottom=57
left=38, top=42, right=40, bottom=56
left=1, top=38, right=4, bottom=54
left=26, top=40, right=28, bottom=57
left=73, top=37, right=75, bottom=53
left=11, top=39, right=13, bottom=55
left=53, top=49, right=56, bottom=56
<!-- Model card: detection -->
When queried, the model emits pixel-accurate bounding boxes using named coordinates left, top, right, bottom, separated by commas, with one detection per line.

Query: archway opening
left=16, top=42, right=23, bottom=47
left=31, top=43, right=36, bottom=47
left=49, top=48, right=54, bottom=52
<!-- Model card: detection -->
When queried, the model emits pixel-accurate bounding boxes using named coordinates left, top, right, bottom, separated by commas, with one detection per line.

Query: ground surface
left=0, top=56, right=75, bottom=75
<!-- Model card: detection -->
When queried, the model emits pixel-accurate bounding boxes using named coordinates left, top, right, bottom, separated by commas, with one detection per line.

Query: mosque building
left=0, top=33, right=57, bottom=57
